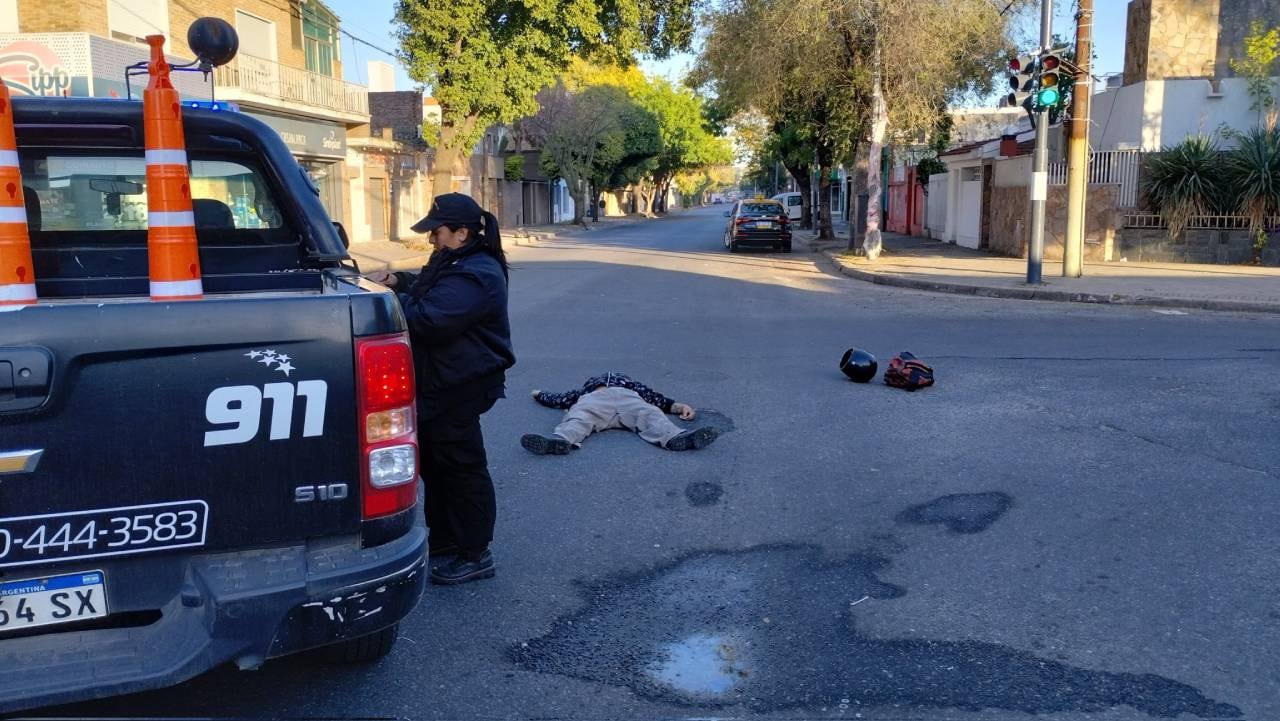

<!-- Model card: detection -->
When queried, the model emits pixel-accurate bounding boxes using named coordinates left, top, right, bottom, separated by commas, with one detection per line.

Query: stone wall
left=988, top=185, right=1121, bottom=262
left=1124, top=0, right=1221, bottom=84
left=989, top=186, right=1027, bottom=258
left=1118, top=227, right=1280, bottom=265
left=1216, top=0, right=1280, bottom=78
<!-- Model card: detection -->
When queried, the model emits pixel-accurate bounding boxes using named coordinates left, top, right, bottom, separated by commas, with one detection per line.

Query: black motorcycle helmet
left=840, top=348, right=878, bottom=383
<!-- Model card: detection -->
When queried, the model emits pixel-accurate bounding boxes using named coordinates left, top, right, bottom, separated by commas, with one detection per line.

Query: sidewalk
left=817, top=232, right=1280, bottom=314
left=347, top=213, right=659, bottom=271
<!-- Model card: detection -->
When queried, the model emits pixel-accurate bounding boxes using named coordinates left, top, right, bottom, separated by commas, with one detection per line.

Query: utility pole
left=1026, top=0, right=1052, bottom=284
left=1062, top=0, right=1093, bottom=277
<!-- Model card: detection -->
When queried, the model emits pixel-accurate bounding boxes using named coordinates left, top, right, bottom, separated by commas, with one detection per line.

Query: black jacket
left=394, top=242, right=514, bottom=415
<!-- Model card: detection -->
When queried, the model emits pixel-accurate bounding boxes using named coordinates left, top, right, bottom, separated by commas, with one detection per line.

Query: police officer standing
left=367, top=193, right=514, bottom=585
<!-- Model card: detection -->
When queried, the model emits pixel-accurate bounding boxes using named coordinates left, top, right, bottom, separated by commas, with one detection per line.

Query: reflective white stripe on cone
left=144, top=149, right=188, bottom=165
left=149, top=279, right=204, bottom=298
left=147, top=211, right=196, bottom=227
left=0, top=283, right=37, bottom=303
left=0, top=206, right=27, bottom=223
left=0, top=150, right=17, bottom=167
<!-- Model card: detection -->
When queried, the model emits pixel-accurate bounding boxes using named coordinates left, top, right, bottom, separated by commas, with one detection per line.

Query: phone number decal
left=0, top=501, right=208, bottom=569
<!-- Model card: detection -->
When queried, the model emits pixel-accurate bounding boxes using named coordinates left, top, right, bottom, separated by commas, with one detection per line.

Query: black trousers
left=418, top=396, right=498, bottom=558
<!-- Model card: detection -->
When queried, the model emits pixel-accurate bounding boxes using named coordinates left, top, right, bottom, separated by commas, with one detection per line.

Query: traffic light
left=1036, top=53, right=1064, bottom=108
left=1003, top=54, right=1035, bottom=109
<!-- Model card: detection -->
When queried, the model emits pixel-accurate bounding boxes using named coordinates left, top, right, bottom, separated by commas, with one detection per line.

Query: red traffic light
left=1009, top=57, right=1022, bottom=71
left=1042, top=55, right=1060, bottom=72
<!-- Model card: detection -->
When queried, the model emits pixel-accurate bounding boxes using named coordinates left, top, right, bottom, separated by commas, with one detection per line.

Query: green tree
left=1229, top=20, right=1280, bottom=127
left=630, top=78, right=733, bottom=214
left=394, top=0, right=696, bottom=195
left=695, top=0, right=1010, bottom=242
left=522, top=83, right=630, bottom=226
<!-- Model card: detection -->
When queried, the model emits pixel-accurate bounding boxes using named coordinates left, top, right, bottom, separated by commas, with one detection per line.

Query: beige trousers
left=553, top=387, right=684, bottom=447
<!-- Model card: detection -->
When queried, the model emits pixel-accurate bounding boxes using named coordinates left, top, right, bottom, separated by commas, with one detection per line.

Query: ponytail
left=479, top=210, right=509, bottom=279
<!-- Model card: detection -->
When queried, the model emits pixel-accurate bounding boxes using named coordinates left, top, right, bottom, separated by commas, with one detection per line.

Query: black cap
left=411, top=192, right=483, bottom=234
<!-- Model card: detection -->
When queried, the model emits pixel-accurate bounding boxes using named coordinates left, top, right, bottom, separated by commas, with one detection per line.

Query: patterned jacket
left=534, top=373, right=675, bottom=413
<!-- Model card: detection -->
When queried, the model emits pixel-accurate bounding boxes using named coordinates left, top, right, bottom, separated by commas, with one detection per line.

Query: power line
left=340, top=28, right=397, bottom=59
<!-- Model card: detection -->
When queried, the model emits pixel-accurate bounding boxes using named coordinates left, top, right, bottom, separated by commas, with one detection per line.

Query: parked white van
left=771, top=192, right=803, bottom=221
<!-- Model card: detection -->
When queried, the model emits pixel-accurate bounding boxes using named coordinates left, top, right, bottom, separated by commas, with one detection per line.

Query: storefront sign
left=249, top=111, right=347, bottom=159
left=0, top=39, right=89, bottom=97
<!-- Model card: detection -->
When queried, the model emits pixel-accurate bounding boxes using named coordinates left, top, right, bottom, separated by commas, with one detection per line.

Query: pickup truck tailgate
left=0, top=293, right=362, bottom=572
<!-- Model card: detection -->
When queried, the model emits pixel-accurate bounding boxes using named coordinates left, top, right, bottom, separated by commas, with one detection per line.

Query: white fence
left=1123, top=213, right=1280, bottom=229
left=1047, top=149, right=1142, bottom=208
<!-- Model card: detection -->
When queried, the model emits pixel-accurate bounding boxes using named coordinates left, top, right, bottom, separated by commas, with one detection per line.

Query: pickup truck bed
left=0, top=98, right=426, bottom=713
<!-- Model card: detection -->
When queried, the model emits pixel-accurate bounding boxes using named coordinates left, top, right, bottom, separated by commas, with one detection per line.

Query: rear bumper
left=732, top=229, right=792, bottom=247
left=0, top=493, right=426, bottom=714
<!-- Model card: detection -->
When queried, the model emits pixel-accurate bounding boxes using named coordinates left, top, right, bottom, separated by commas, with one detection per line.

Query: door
left=368, top=177, right=387, bottom=242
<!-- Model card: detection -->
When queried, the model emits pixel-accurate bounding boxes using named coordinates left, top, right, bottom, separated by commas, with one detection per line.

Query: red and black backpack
left=884, top=352, right=934, bottom=391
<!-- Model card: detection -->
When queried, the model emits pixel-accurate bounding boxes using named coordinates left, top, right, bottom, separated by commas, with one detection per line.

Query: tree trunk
left=432, top=142, right=461, bottom=198
left=816, top=145, right=834, bottom=240
left=570, top=177, right=589, bottom=227
left=637, top=181, right=654, bottom=217
left=863, top=40, right=888, bottom=260
left=431, top=118, right=477, bottom=197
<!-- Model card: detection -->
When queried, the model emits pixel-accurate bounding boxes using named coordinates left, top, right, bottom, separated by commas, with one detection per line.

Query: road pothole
left=684, top=482, right=723, bottom=507
left=510, top=545, right=1239, bottom=718
left=896, top=491, right=1013, bottom=534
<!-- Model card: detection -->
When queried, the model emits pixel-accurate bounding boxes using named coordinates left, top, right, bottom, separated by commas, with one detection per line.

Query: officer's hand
left=366, top=269, right=398, bottom=287
left=672, top=403, right=696, bottom=421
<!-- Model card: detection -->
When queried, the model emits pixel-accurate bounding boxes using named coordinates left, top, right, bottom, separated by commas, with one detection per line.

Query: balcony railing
left=214, top=53, right=368, bottom=116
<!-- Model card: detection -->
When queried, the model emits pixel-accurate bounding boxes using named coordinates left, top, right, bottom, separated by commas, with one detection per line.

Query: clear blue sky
left=325, top=1, right=1130, bottom=92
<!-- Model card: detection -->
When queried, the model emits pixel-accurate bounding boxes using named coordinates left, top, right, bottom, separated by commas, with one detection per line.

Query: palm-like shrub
left=1142, top=135, right=1229, bottom=240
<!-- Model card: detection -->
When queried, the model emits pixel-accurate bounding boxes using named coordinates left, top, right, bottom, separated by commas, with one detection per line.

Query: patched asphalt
left=42, top=206, right=1280, bottom=720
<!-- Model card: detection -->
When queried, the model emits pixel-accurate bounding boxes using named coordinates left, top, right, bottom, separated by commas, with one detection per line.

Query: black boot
left=429, top=544, right=459, bottom=573
left=665, top=427, right=719, bottom=451
left=522, top=434, right=572, bottom=455
left=430, top=549, right=496, bottom=585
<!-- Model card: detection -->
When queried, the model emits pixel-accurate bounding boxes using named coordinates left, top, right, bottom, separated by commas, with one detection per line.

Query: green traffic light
left=1037, top=87, right=1060, bottom=106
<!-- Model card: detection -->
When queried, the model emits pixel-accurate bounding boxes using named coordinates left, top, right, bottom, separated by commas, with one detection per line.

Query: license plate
left=754, top=221, right=774, bottom=229
left=0, top=571, right=107, bottom=634
left=0, top=501, right=208, bottom=569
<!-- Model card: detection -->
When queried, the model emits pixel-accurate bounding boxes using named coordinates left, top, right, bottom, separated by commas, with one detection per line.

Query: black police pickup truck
left=0, top=97, right=426, bottom=712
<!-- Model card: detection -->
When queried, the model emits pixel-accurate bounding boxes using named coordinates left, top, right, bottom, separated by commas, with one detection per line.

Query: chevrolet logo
left=0, top=450, right=42, bottom=476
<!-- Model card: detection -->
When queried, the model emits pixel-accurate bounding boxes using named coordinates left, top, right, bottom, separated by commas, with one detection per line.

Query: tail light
left=356, top=333, right=418, bottom=519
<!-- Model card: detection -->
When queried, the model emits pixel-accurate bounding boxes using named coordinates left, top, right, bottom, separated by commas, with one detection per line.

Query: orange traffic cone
left=0, top=81, right=36, bottom=308
left=144, top=34, right=202, bottom=301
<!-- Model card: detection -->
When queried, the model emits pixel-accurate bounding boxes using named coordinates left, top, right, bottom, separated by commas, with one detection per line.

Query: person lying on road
left=522, top=372, right=719, bottom=455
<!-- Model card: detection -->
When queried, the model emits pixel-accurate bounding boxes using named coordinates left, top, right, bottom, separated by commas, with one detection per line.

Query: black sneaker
left=430, top=550, right=496, bottom=585
left=665, top=427, right=719, bottom=451
left=521, top=434, right=572, bottom=455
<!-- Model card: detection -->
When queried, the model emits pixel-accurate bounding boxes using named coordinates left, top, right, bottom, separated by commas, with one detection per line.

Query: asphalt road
left=42, top=205, right=1280, bottom=720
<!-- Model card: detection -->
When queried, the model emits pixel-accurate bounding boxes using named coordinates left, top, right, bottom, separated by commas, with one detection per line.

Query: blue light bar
left=184, top=100, right=239, bottom=112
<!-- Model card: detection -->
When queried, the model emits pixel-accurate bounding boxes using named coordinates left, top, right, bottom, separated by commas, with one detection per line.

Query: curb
left=510, top=213, right=666, bottom=246
left=822, top=251, right=1280, bottom=315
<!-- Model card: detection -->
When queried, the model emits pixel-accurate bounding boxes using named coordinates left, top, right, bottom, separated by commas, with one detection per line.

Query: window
left=20, top=153, right=284, bottom=234
left=301, top=1, right=340, bottom=76
left=235, top=10, right=277, bottom=62
left=107, top=0, right=168, bottom=45
left=740, top=202, right=784, bottom=216
left=786, top=195, right=801, bottom=207
left=0, top=0, right=18, bottom=32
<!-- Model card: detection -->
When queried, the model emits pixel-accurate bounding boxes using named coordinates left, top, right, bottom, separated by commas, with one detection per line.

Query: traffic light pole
left=1063, top=0, right=1093, bottom=277
left=1026, top=0, right=1053, bottom=285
